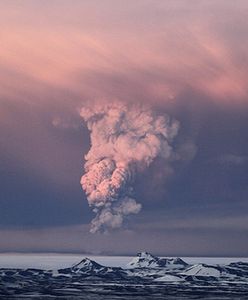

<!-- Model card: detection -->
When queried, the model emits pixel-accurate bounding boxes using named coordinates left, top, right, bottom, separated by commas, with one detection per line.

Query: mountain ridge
left=1, top=252, right=248, bottom=298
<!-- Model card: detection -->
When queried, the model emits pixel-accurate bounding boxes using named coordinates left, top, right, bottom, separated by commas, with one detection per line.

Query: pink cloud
left=1, top=1, right=248, bottom=187
left=0, top=0, right=248, bottom=110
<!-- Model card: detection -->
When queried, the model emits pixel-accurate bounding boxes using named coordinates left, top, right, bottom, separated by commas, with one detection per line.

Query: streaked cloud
left=0, top=0, right=248, bottom=109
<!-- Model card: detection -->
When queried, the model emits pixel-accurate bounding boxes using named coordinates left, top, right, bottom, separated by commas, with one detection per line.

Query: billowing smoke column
left=80, top=102, right=179, bottom=233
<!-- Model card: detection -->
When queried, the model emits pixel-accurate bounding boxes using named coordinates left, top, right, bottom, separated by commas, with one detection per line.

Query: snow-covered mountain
left=181, top=261, right=248, bottom=279
left=70, top=257, right=106, bottom=275
left=181, top=263, right=222, bottom=277
left=58, top=257, right=127, bottom=280
left=0, top=253, right=248, bottom=298
left=126, top=252, right=188, bottom=269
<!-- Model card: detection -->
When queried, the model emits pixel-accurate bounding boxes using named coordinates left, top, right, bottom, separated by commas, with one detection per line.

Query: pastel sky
left=1, top=0, right=248, bottom=256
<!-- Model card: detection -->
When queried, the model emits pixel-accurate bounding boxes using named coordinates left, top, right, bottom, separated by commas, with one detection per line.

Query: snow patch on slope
left=155, top=275, right=184, bottom=282
left=181, top=264, right=221, bottom=277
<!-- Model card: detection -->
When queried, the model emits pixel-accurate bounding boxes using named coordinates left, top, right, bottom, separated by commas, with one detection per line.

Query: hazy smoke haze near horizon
left=0, top=0, right=248, bottom=256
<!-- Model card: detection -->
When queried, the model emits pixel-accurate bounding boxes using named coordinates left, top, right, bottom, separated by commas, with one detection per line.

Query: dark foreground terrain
left=1, top=252, right=248, bottom=299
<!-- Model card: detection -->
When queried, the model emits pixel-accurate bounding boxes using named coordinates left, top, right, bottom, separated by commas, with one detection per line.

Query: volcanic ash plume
left=80, top=102, right=179, bottom=233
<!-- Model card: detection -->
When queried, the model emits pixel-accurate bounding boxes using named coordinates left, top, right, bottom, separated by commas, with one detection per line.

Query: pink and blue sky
left=0, top=0, right=248, bottom=255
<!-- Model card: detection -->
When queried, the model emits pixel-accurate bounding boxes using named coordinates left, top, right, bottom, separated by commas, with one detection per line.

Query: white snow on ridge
left=126, top=252, right=159, bottom=268
left=72, top=258, right=99, bottom=269
left=125, top=252, right=187, bottom=269
left=181, top=264, right=221, bottom=277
